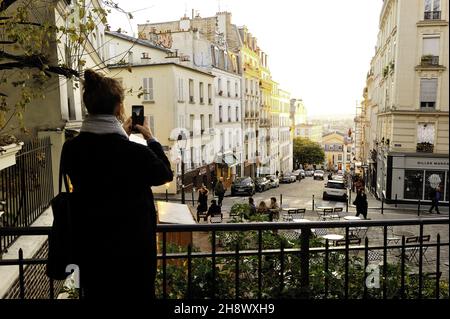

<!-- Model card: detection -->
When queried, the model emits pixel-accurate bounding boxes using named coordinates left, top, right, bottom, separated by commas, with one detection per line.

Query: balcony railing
left=424, top=11, right=441, bottom=20
left=0, top=217, right=448, bottom=299
left=200, top=97, right=204, bottom=104
left=208, top=98, right=212, bottom=105
left=189, top=96, right=195, bottom=103
left=416, top=142, right=434, bottom=153
left=421, top=55, right=440, bottom=66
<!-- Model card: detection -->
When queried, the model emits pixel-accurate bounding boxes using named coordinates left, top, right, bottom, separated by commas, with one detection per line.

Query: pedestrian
left=207, top=199, right=222, bottom=221
left=214, top=177, right=226, bottom=207
left=211, top=174, right=217, bottom=194
left=276, top=170, right=279, bottom=177
left=354, top=189, right=369, bottom=219
left=59, top=69, right=173, bottom=299
left=197, top=185, right=209, bottom=222
left=428, top=187, right=441, bottom=214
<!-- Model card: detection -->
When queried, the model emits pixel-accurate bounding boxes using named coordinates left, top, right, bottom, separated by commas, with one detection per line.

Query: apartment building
left=363, top=0, right=449, bottom=203
left=106, top=33, right=215, bottom=194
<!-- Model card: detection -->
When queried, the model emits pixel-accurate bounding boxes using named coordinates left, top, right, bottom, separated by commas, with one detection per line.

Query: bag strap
left=58, top=149, right=70, bottom=194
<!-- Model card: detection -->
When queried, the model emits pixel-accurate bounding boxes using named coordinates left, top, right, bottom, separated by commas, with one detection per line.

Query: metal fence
left=0, top=218, right=448, bottom=299
left=0, top=137, right=53, bottom=253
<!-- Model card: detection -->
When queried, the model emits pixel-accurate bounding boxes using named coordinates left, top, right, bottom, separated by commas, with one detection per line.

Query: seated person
left=247, top=197, right=257, bottom=218
left=268, top=197, right=280, bottom=220
left=207, top=199, right=222, bottom=220
left=257, top=201, right=269, bottom=215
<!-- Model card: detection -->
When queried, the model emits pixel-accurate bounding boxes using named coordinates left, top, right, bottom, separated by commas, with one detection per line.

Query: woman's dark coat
left=61, top=132, right=173, bottom=299
left=354, top=191, right=368, bottom=217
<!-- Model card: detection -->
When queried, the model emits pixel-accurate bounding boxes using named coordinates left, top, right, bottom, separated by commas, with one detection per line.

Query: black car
left=255, top=177, right=271, bottom=192
left=231, top=177, right=255, bottom=196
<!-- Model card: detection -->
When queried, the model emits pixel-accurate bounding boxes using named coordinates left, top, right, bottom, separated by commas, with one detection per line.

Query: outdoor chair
left=333, top=207, right=347, bottom=219
left=279, top=229, right=300, bottom=245
left=318, top=208, right=335, bottom=221
left=210, top=214, right=223, bottom=224
left=197, top=211, right=208, bottom=223
left=406, top=235, right=431, bottom=264
left=367, top=249, right=384, bottom=264
left=335, top=237, right=362, bottom=256
left=295, top=208, right=306, bottom=218
left=283, top=209, right=297, bottom=222
left=313, top=228, right=328, bottom=237
left=386, top=226, right=402, bottom=245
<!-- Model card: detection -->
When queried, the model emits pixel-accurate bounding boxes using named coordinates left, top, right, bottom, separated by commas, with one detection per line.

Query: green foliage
left=155, top=232, right=449, bottom=299
left=293, top=137, right=325, bottom=168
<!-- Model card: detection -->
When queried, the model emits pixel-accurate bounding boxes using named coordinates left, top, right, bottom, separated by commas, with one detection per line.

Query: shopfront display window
left=404, top=170, right=424, bottom=200
left=424, top=171, right=445, bottom=201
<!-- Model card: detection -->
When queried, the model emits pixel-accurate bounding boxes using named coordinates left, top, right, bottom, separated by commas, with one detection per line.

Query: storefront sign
left=404, top=157, right=449, bottom=170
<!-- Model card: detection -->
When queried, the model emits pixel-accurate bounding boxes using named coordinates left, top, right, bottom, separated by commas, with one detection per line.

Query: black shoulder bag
left=46, top=159, right=79, bottom=280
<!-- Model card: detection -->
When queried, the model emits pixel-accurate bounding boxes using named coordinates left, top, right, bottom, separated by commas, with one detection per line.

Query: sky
left=108, top=0, right=383, bottom=118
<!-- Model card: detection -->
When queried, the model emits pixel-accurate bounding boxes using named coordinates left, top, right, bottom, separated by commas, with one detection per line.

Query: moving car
left=292, top=169, right=305, bottom=180
left=280, top=172, right=297, bottom=183
left=231, top=177, right=255, bottom=196
left=266, top=175, right=280, bottom=188
left=255, top=177, right=271, bottom=192
left=323, top=180, right=347, bottom=201
left=313, top=170, right=325, bottom=180
left=305, top=169, right=314, bottom=177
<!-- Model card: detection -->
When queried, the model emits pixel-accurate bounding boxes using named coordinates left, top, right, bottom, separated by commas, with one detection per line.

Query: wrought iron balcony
left=420, top=55, right=440, bottom=66
left=424, top=10, right=441, bottom=20
left=416, top=142, right=434, bottom=153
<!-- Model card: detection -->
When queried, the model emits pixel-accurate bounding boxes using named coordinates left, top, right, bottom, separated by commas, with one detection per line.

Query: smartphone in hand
left=131, top=105, right=144, bottom=133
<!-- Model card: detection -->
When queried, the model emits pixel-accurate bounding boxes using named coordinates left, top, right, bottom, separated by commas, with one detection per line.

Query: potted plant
left=0, top=135, right=24, bottom=171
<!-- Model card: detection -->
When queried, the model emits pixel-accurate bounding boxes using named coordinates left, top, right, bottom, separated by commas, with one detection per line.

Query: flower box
left=0, top=142, right=24, bottom=171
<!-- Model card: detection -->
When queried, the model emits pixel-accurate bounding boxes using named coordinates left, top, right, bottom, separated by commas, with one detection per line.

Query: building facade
left=363, top=0, right=449, bottom=203
left=322, top=131, right=353, bottom=173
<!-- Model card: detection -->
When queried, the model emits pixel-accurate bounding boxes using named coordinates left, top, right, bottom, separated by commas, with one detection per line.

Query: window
left=190, top=114, right=195, bottom=132
left=235, top=82, right=238, bottom=97
left=404, top=171, right=424, bottom=200
left=423, top=37, right=440, bottom=56
left=189, top=79, right=194, bottom=103
left=218, top=78, right=223, bottom=94
left=338, top=154, right=343, bottom=161
left=346, top=154, right=351, bottom=161
left=219, top=105, right=223, bottom=123
left=178, top=115, right=185, bottom=129
left=143, top=78, right=154, bottom=101
left=208, top=84, right=212, bottom=104
left=227, top=80, right=231, bottom=97
left=228, top=106, right=231, bottom=122
left=200, top=114, right=205, bottom=132
left=128, top=51, right=133, bottom=64
left=420, top=78, right=438, bottom=109
left=209, top=114, right=213, bottom=129
left=425, top=171, right=445, bottom=201
left=236, top=106, right=239, bottom=121
left=424, top=0, right=441, bottom=19
left=178, top=78, right=184, bottom=102
left=199, top=82, right=204, bottom=103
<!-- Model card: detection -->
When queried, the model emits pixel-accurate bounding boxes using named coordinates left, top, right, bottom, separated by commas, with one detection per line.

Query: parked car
left=280, top=172, right=297, bottom=183
left=337, top=170, right=344, bottom=176
left=331, top=175, right=345, bottom=182
left=266, top=175, right=280, bottom=188
left=255, top=177, right=271, bottom=192
left=231, top=177, right=255, bottom=196
left=305, top=169, right=314, bottom=177
left=323, top=180, right=347, bottom=201
left=299, top=169, right=306, bottom=179
left=313, top=170, right=325, bottom=180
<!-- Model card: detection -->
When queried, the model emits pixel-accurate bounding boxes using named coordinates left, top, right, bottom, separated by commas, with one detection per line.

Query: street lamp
left=178, top=132, right=187, bottom=204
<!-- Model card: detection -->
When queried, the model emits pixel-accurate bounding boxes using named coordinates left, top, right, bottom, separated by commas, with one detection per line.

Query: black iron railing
left=424, top=11, right=441, bottom=20
left=0, top=218, right=448, bottom=299
left=0, top=138, right=53, bottom=254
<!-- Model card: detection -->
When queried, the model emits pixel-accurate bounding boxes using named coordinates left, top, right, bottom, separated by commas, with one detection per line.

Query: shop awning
left=215, top=153, right=239, bottom=168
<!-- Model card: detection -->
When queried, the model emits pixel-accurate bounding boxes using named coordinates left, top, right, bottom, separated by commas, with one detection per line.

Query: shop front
left=215, top=153, right=239, bottom=188
left=380, top=152, right=449, bottom=204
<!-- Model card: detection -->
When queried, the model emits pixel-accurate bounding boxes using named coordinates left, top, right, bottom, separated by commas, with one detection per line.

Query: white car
left=313, top=170, right=325, bottom=180
left=323, top=180, right=348, bottom=201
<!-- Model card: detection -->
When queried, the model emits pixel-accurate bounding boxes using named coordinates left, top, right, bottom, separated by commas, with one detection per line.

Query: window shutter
left=143, top=78, right=148, bottom=101
left=149, top=115, right=155, bottom=135
left=148, top=78, right=154, bottom=101
left=420, top=79, right=438, bottom=102
left=423, top=37, right=439, bottom=56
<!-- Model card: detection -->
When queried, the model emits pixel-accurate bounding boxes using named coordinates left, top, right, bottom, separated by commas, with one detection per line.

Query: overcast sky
left=109, top=0, right=383, bottom=117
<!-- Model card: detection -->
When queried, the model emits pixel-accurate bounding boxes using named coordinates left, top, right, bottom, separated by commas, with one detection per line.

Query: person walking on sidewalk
left=214, top=177, right=226, bottom=207
left=428, top=187, right=441, bottom=214
left=354, top=189, right=369, bottom=219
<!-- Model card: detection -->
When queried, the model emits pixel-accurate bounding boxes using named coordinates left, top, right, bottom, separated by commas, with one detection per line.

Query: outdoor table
left=344, top=216, right=361, bottom=221
left=322, top=234, right=344, bottom=245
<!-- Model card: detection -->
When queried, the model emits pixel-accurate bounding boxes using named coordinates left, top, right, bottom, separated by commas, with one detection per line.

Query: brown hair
left=83, top=70, right=125, bottom=120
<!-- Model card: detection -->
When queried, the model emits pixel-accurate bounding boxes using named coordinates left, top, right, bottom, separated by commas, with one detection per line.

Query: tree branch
left=0, top=0, right=19, bottom=13
left=0, top=51, right=79, bottom=78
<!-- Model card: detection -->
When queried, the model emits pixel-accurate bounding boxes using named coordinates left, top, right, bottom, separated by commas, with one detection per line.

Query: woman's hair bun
left=84, top=69, right=103, bottom=89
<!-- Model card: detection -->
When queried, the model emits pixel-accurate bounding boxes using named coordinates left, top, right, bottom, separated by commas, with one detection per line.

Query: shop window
left=404, top=170, right=424, bottom=200
left=424, top=171, right=445, bottom=201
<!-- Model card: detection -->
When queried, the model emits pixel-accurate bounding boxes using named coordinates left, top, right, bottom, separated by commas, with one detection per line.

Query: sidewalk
left=349, top=188, right=449, bottom=216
